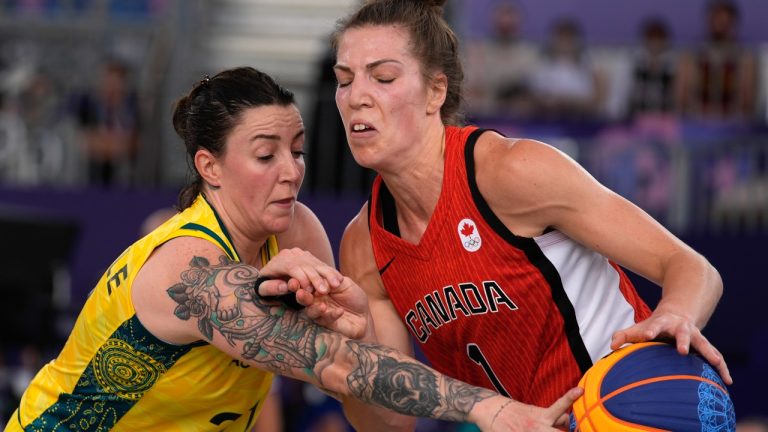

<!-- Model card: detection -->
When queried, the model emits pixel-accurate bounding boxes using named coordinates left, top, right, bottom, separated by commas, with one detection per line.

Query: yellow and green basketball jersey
left=7, top=195, right=276, bottom=431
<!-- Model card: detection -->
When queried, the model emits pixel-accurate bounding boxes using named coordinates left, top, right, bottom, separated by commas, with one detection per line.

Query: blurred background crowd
left=0, top=0, right=766, bottom=430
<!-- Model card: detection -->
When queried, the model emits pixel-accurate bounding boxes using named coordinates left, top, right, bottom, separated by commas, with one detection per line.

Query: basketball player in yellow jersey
left=11, top=195, right=282, bottom=431
left=7, top=67, right=580, bottom=432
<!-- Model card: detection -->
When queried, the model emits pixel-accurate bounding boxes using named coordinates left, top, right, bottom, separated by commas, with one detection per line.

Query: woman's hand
left=255, top=249, right=371, bottom=340
left=300, top=276, right=373, bottom=341
left=611, top=306, right=732, bottom=385
left=258, top=247, right=344, bottom=295
left=473, top=388, right=583, bottom=432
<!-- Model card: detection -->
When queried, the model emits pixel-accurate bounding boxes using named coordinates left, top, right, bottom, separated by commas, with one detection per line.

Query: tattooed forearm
left=345, top=341, right=496, bottom=422
left=167, top=255, right=323, bottom=373
left=167, top=255, right=498, bottom=424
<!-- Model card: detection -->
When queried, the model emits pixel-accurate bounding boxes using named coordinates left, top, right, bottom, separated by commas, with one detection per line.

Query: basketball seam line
left=576, top=374, right=727, bottom=431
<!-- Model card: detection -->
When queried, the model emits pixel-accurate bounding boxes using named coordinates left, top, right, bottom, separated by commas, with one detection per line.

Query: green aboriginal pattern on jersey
left=25, top=315, right=195, bottom=431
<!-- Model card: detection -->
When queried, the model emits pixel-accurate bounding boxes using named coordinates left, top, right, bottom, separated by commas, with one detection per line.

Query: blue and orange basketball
left=569, top=342, right=735, bottom=432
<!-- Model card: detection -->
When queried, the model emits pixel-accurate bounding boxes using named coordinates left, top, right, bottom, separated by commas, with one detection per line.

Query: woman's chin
left=264, top=215, right=293, bottom=234
left=350, top=152, right=378, bottom=170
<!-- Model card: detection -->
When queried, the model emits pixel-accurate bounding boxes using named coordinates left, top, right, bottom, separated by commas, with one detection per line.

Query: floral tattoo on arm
left=167, top=255, right=498, bottom=422
left=166, top=255, right=317, bottom=372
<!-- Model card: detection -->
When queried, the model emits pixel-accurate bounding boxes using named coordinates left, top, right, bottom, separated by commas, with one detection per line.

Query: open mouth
left=273, top=198, right=295, bottom=206
left=351, top=122, right=375, bottom=133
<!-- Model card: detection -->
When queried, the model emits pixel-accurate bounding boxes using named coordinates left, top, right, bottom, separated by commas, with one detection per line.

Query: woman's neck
left=203, top=193, right=270, bottom=268
left=379, top=125, right=446, bottom=239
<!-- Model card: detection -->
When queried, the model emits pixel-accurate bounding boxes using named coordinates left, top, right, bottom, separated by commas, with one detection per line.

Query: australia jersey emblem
left=457, top=218, right=482, bottom=252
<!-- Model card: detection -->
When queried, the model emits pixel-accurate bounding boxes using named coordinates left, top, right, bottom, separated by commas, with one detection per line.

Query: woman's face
left=334, top=25, right=436, bottom=170
left=214, top=104, right=305, bottom=235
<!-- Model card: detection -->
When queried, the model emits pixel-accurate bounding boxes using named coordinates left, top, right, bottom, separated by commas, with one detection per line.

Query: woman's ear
left=194, top=149, right=222, bottom=188
left=427, top=73, right=448, bottom=115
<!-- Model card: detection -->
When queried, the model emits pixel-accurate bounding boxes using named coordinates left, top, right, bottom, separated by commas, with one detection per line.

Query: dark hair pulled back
left=172, top=67, right=294, bottom=210
left=332, top=0, right=464, bottom=125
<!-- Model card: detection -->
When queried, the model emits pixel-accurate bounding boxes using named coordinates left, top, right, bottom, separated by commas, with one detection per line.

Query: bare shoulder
left=275, top=201, right=335, bottom=265
left=278, top=201, right=324, bottom=247
left=294, top=201, right=322, bottom=227
left=474, top=132, right=592, bottom=235
left=475, top=132, right=572, bottom=175
left=341, top=201, right=370, bottom=251
left=340, top=201, right=371, bottom=267
left=340, top=201, right=386, bottom=300
left=132, top=236, right=227, bottom=344
left=475, top=134, right=578, bottom=195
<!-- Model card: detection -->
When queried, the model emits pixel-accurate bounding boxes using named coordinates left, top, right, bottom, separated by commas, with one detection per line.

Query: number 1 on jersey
left=467, top=343, right=510, bottom=397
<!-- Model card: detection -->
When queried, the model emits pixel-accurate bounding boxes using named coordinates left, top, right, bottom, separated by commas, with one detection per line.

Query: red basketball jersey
left=368, top=126, right=651, bottom=406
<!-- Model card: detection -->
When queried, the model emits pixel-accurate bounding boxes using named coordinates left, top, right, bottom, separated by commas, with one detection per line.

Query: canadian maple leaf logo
left=457, top=218, right=481, bottom=252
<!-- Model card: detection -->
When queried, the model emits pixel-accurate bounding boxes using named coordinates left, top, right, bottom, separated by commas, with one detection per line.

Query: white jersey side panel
left=534, top=230, right=637, bottom=363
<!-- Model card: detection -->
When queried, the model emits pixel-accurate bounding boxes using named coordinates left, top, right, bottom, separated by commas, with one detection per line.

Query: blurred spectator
left=676, top=0, right=757, bottom=120
left=627, top=17, right=678, bottom=119
left=74, top=59, right=140, bottom=186
left=673, top=1, right=760, bottom=228
left=529, top=18, right=607, bottom=120
left=593, top=12, right=687, bottom=220
left=0, top=91, right=33, bottom=184
left=591, top=16, right=684, bottom=223
left=0, top=68, right=83, bottom=187
left=17, top=71, right=82, bottom=186
left=462, top=1, right=540, bottom=117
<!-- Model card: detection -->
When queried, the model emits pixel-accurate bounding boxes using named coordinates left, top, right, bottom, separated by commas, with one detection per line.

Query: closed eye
left=257, top=155, right=274, bottom=161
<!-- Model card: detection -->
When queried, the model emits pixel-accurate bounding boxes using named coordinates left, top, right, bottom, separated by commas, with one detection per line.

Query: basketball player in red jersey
left=259, top=0, right=731, bottom=430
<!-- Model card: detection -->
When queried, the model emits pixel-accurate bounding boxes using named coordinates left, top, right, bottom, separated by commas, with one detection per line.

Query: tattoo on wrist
left=345, top=341, right=496, bottom=421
